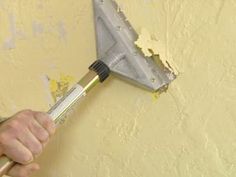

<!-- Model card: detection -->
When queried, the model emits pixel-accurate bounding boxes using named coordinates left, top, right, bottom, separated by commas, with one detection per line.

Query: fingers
left=0, top=110, right=56, bottom=166
left=8, top=163, right=40, bottom=177
left=29, top=120, right=49, bottom=143
left=0, top=138, right=33, bottom=164
left=17, top=128, right=43, bottom=157
left=34, top=112, right=56, bottom=136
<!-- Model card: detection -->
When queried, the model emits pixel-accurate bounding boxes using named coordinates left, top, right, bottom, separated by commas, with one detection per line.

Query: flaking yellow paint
left=0, top=0, right=236, bottom=177
left=135, top=28, right=178, bottom=75
left=49, top=74, right=74, bottom=102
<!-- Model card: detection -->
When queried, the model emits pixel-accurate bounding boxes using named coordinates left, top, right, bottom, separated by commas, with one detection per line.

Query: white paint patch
left=4, top=37, right=15, bottom=50
left=41, top=75, right=54, bottom=107
left=33, top=21, right=44, bottom=36
left=2, top=13, right=26, bottom=49
left=3, top=14, right=16, bottom=50
left=57, top=21, right=67, bottom=42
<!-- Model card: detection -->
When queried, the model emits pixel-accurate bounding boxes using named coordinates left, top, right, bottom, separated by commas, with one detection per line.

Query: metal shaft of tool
left=48, top=70, right=100, bottom=125
left=0, top=60, right=110, bottom=177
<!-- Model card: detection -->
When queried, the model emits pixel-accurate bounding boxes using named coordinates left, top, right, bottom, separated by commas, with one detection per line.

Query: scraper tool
left=0, top=0, right=175, bottom=175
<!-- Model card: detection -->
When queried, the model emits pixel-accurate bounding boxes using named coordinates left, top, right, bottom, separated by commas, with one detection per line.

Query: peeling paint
left=135, top=28, right=178, bottom=75
left=0, top=0, right=236, bottom=177
left=48, top=74, right=74, bottom=102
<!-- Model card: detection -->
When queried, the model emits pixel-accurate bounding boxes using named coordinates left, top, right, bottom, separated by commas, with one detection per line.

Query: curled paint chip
left=135, top=28, right=178, bottom=75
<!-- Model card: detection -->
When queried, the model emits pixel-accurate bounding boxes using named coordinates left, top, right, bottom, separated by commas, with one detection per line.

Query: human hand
left=0, top=110, right=56, bottom=177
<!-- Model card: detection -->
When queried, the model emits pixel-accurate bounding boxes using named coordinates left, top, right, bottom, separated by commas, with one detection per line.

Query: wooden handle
left=0, top=155, right=15, bottom=176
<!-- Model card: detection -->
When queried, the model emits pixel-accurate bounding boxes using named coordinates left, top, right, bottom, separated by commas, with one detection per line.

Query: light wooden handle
left=0, top=155, right=15, bottom=176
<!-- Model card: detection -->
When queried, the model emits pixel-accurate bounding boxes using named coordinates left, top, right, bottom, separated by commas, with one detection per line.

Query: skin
left=0, top=110, right=56, bottom=177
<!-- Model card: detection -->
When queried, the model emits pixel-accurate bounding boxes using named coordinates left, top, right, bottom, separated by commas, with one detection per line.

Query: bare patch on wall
left=47, top=74, right=74, bottom=102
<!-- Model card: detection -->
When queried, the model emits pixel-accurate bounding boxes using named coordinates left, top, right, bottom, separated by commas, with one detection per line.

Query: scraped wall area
left=1, top=0, right=236, bottom=177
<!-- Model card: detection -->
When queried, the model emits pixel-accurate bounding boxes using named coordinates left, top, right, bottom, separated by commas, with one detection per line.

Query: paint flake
left=135, top=28, right=178, bottom=75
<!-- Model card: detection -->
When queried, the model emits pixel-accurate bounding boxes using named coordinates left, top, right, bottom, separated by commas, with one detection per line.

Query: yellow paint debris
left=152, top=91, right=160, bottom=101
left=49, top=74, right=74, bottom=102
left=135, top=28, right=178, bottom=75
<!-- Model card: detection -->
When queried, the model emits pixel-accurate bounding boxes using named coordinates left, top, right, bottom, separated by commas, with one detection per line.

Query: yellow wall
left=1, top=0, right=236, bottom=177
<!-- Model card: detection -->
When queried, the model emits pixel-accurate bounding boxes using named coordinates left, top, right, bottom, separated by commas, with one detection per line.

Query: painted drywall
left=0, top=0, right=236, bottom=177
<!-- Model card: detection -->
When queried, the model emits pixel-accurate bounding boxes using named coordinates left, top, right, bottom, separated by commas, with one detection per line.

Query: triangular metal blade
left=93, top=0, right=175, bottom=91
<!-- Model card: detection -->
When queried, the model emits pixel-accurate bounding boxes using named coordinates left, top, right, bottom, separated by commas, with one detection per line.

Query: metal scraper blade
left=92, top=0, right=176, bottom=91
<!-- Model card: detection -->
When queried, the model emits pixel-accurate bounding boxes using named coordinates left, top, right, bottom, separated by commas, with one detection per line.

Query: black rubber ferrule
left=89, top=60, right=110, bottom=82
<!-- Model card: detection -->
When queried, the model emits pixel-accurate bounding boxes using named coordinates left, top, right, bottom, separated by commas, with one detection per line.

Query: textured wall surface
left=1, top=0, right=236, bottom=177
